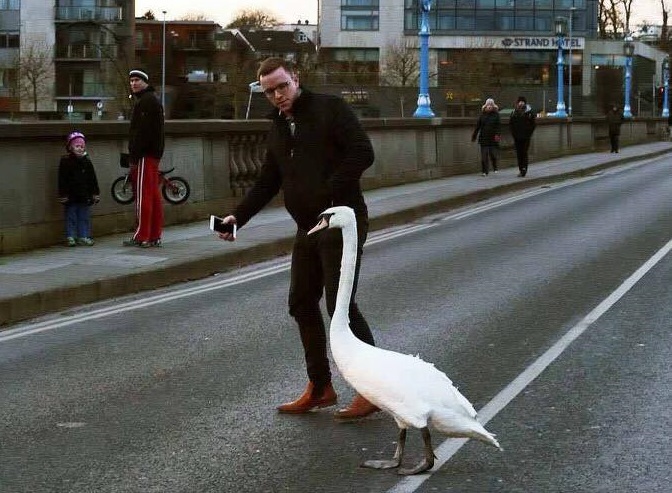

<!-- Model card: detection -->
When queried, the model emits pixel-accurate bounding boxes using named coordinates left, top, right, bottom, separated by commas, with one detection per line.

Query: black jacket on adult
left=606, top=109, right=623, bottom=136
left=233, top=88, right=375, bottom=231
left=58, top=153, right=100, bottom=204
left=472, top=111, right=501, bottom=145
left=128, top=86, right=164, bottom=163
left=509, top=106, right=536, bottom=141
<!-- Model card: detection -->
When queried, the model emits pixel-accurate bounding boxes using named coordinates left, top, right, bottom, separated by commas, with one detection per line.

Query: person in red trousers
left=123, top=69, right=165, bottom=248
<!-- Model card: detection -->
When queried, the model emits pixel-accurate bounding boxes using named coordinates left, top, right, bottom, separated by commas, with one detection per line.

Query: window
left=497, top=14, right=515, bottom=29
left=534, top=12, right=552, bottom=31
left=341, top=12, right=379, bottom=30
left=341, top=0, right=379, bottom=5
left=455, top=11, right=475, bottom=29
left=515, top=12, right=534, bottom=30
left=0, top=32, right=19, bottom=48
left=0, top=0, right=19, bottom=10
left=475, top=11, right=495, bottom=30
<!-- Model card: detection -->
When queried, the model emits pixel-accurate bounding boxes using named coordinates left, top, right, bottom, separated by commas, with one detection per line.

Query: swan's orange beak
left=307, top=217, right=329, bottom=235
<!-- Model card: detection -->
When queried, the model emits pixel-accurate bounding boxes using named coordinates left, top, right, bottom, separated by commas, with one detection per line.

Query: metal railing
left=54, top=7, right=123, bottom=23
left=54, top=44, right=118, bottom=60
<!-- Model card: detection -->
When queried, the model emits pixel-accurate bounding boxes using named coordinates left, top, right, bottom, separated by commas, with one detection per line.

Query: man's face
left=260, top=67, right=299, bottom=114
left=130, top=76, right=148, bottom=93
left=517, top=100, right=526, bottom=110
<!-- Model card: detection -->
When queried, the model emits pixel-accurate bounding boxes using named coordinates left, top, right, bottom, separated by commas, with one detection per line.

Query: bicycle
left=111, top=157, right=191, bottom=205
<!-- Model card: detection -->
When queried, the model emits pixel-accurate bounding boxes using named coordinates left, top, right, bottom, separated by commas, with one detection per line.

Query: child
left=58, top=131, right=100, bottom=246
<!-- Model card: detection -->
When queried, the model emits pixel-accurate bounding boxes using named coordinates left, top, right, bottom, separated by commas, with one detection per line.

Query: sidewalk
left=2, top=141, right=671, bottom=327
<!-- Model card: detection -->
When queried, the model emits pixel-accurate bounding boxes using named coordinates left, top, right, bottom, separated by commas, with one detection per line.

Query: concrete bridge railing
left=0, top=117, right=666, bottom=254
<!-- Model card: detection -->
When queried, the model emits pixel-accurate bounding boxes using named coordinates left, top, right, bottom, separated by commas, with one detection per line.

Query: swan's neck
left=333, top=220, right=358, bottom=329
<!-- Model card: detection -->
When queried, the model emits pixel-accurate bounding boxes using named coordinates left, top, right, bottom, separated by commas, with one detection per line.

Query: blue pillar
left=413, top=0, right=435, bottom=118
left=662, top=57, right=669, bottom=118
left=623, top=36, right=633, bottom=118
left=553, top=33, right=567, bottom=117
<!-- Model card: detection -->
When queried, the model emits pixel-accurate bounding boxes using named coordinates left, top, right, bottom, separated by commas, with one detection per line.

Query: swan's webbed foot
left=398, top=457, right=434, bottom=475
left=361, top=428, right=406, bottom=471
left=397, top=427, right=435, bottom=475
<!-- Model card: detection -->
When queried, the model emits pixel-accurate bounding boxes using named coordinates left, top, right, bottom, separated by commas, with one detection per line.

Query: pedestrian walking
left=606, top=104, right=624, bottom=153
left=509, top=96, right=536, bottom=177
left=215, top=57, right=380, bottom=420
left=472, top=98, right=501, bottom=176
left=123, top=68, right=165, bottom=248
left=58, top=131, right=100, bottom=247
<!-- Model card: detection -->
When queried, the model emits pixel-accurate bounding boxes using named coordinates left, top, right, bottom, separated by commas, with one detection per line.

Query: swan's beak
left=307, top=216, right=330, bottom=235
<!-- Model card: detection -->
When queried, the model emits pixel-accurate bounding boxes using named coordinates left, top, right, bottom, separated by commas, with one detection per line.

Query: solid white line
left=387, top=235, right=672, bottom=493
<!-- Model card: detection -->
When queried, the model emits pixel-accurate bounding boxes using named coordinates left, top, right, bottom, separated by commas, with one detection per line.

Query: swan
left=307, top=206, right=501, bottom=475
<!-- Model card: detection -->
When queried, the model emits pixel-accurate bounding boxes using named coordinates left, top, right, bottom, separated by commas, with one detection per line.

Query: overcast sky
left=135, top=0, right=662, bottom=30
left=135, top=0, right=317, bottom=27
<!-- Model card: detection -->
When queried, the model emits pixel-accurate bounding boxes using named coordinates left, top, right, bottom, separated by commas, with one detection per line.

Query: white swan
left=308, top=206, right=501, bottom=475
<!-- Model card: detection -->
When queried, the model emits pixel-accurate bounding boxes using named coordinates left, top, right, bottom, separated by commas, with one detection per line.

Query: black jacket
left=472, top=111, right=501, bottom=145
left=509, top=105, right=536, bottom=141
left=128, top=86, right=164, bottom=162
left=58, top=153, right=100, bottom=204
left=233, top=88, right=375, bottom=231
left=606, top=109, right=623, bottom=135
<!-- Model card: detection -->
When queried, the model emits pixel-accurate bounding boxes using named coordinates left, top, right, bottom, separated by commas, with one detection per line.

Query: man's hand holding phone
left=210, top=215, right=237, bottom=241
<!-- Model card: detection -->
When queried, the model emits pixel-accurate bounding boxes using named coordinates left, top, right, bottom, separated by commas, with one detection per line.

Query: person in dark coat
left=606, top=104, right=624, bottom=153
left=215, top=57, right=380, bottom=420
left=472, top=98, right=501, bottom=176
left=58, top=131, right=100, bottom=247
left=509, top=96, right=536, bottom=177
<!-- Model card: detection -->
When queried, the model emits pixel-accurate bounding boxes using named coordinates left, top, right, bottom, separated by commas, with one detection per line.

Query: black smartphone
left=209, top=215, right=236, bottom=237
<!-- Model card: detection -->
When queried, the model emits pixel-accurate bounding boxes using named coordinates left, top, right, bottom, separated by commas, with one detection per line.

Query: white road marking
left=387, top=236, right=672, bottom=493
left=0, top=186, right=562, bottom=343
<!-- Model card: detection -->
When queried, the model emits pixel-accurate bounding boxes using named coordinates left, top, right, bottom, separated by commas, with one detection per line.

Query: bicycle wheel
left=111, top=176, right=135, bottom=205
left=162, top=176, right=190, bottom=204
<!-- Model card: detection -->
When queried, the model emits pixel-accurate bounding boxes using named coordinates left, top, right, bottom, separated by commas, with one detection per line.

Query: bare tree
left=380, top=39, right=420, bottom=87
left=180, top=12, right=209, bottom=22
left=598, top=0, right=625, bottom=38
left=225, top=9, right=280, bottom=29
left=16, top=41, right=54, bottom=114
left=140, top=10, right=156, bottom=20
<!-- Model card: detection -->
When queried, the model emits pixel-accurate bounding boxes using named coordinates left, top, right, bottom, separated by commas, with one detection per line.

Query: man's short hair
left=257, top=57, right=295, bottom=79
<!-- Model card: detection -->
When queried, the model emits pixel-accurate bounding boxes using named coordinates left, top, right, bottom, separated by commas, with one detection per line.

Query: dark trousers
left=609, top=133, right=620, bottom=152
left=480, top=145, right=498, bottom=174
left=288, top=218, right=374, bottom=390
left=514, top=138, right=531, bottom=176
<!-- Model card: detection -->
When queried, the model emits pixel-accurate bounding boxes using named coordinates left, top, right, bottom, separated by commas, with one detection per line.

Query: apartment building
left=0, top=0, right=133, bottom=120
left=318, top=0, right=668, bottom=116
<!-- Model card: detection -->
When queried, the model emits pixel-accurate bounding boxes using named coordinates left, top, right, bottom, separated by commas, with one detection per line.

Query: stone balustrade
left=0, top=117, right=666, bottom=254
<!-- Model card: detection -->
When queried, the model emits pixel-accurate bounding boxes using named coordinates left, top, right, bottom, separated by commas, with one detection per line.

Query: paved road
left=2, top=141, right=672, bottom=326
left=2, top=155, right=671, bottom=492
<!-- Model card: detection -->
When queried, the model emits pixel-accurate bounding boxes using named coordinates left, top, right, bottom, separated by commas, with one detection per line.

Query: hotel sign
left=500, top=37, right=583, bottom=49
left=439, top=36, right=584, bottom=50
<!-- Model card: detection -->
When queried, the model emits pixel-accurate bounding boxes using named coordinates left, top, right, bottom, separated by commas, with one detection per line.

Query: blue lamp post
left=552, top=16, right=567, bottom=118
left=623, top=35, right=634, bottom=118
left=662, top=56, right=669, bottom=118
left=413, top=0, right=435, bottom=118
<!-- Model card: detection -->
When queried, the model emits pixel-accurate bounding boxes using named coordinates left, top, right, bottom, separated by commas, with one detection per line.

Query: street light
left=552, top=16, right=568, bottom=118
left=413, top=0, right=435, bottom=118
left=623, top=35, right=634, bottom=118
left=568, top=7, right=576, bottom=117
left=162, top=10, right=167, bottom=109
left=246, top=81, right=263, bottom=119
left=662, top=56, right=669, bottom=118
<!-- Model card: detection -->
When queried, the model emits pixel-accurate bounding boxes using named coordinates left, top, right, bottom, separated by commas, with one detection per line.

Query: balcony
left=55, top=7, right=123, bottom=23
left=171, top=38, right=216, bottom=51
left=55, top=82, right=115, bottom=100
left=55, top=44, right=118, bottom=61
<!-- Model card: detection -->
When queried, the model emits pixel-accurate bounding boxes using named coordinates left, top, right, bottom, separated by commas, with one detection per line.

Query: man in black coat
left=216, top=57, right=379, bottom=420
left=509, top=96, right=536, bottom=177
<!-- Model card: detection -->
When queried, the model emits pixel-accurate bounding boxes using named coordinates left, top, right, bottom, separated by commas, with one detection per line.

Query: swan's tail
left=431, top=410, right=503, bottom=451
